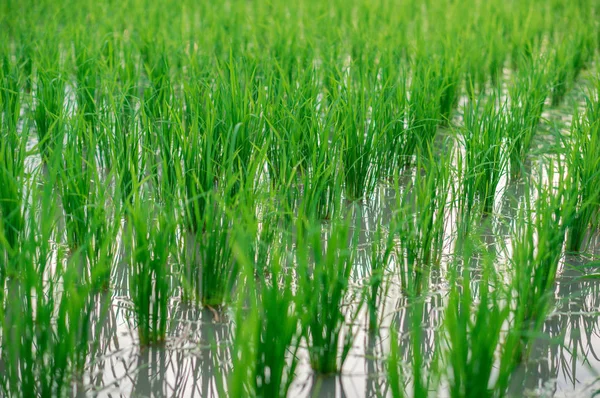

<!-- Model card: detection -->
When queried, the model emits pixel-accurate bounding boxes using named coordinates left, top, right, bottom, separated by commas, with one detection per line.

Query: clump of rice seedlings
left=444, top=236, right=512, bottom=398
left=140, top=41, right=171, bottom=125
left=74, top=43, right=100, bottom=124
left=336, top=70, right=383, bottom=201
left=228, top=226, right=301, bottom=397
left=511, top=160, right=574, bottom=327
left=565, top=104, right=600, bottom=252
left=407, top=56, right=443, bottom=158
left=464, top=8, right=507, bottom=93
left=214, top=57, right=264, bottom=197
left=299, top=123, right=342, bottom=220
left=56, top=122, right=95, bottom=251
left=127, top=200, right=175, bottom=346
left=73, top=42, right=101, bottom=130
left=491, top=161, right=576, bottom=392
left=107, top=81, right=143, bottom=207
left=34, top=63, right=66, bottom=162
left=293, top=86, right=344, bottom=218
left=0, top=66, right=27, bottom=274
left=507, top=3, right=540, bottom=70
left=376, top=60, right=408, bottom=175
left=435, top=44, right=463, bottom=126
left=181, top=195, right=236, bottom=307
left=181, top=81, right=219, bottom=233
left=506, top=58, right=549, bottom=179
left=393, top=149, right=451, bottom=294
left=1, top=51, right=23, bottom=133
left=54, top=119, right=118, bottom=290
left=548, top=20, right=595, bottom=107
left=264, top=58, right=319, bottom=185
left=1, top=185, right=92, bottom=397
left=461, top=95, right=509, bottom=215
left=296, top=215, right=363, bottom=374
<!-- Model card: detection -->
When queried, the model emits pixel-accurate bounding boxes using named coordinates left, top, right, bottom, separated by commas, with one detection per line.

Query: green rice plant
left=565, top=105, right=600, bottom=252
left=375, top=59, right=409, bottom=174
left=507, top=2, right=540, bottom=70
left=393, top=149, right=451, bottom=294
left=57, top=122, right=94, bottom=252
left=214, top=56, right=264, bottom=198
left=0, top=62, right=28, bottom=276
left=74, top=42, right=101, bottom=129
left=1, top=183, right=92, bottom=397
left=364, top=223, right=394, bottom=333
left=336, top=69, right=383, bottom=200
left=548, top=19, right=594, bottom=107
left=296, top=214, right=363, bottom=375
left=140, top=40, right=171, bottom=125
left=54, top=119, right=118, bottom=290
left=511, top=160, right=574, bottom=328
left=181, top=80, right=219, bottom=233
left=34, top=65, right=66, bottom=162
left=464, top=13, right=507, bottom=98
left=461, top=95, right=509, bottom=215
left=157, top=101, right=183, bottom=204
left=445, top=236, right=512, bottom=398
left=406, top=56, right=443, bottom=160
left=491, top=160, right=577, bottom=393
left=228, top=222, right=301, bottom=397
left=298, top=102, right=342, bottom=220
left=264, top=57, right=319, bottom=184
left=107, top=79, right=144, bottom=207
left=181, top=195, right=236, bottom=307
left=387, top=327, right=407, bottom=398
left=127, top=199, right=175, bottom=346
left=1, top=51, right=23, bottom=133
left=506, top=58, right=549, bottom=179
left=435, top=44, right=463, bottom=126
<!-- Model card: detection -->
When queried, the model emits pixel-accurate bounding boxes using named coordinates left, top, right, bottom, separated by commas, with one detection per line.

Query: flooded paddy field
left=2, top=0, right=600, bottom=397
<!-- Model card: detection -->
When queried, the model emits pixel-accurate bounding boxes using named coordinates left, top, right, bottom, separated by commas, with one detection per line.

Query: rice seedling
left=228, top=221, right=301, bottom=398
left=506, top=58, right=549, bottom=179
left=33, top=61, right=66, bottom=162
left=264, top=57, right=319, bottom=185
left=181, top=195, right=236, bottom=307
left=127, top=199, right=175, bottom=346
left=548, top=17, right=595, bottom=107
left=336, top=68, right=383, bottom=201
left=461, top=94, right=509, bottom=215
left=393, top=148, right=451, bottom=294
left=444, top=235, right=512, bottom=398
left=1, top=182, right=92, bottom=397
left=296, top=214, right=363, bottom=375
left=511, top=159, right=575, bottom=328
left=297, top=104, right=342, bottom=220
left=0, top=63, right=27, bottom=273
left=107, top=81, right=144, bottom=207
left=406, top=57, right=443, bottom=159
left=180, top=80, right=219, bottom=233
left=565, top=104, right=600, bottom=252
left=376, top=60, right=409, bottom=175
